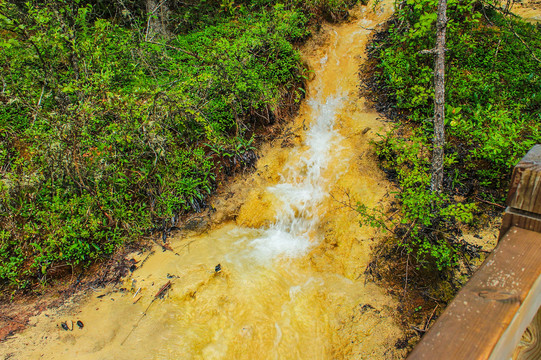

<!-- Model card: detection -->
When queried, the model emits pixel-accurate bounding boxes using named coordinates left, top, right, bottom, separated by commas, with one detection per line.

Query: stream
left=0, top=1, right=408, bottom=359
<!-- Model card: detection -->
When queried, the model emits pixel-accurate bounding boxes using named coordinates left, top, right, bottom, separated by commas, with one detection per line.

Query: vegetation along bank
left=0, top=0, right=359, bottom=292
left=360, top=0, right=541, bottom=312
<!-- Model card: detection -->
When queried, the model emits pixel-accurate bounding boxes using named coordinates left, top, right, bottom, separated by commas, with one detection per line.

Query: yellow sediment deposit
left=513, top=0, right=541, bottom=22
left=236, top=190, right=280, bottom=228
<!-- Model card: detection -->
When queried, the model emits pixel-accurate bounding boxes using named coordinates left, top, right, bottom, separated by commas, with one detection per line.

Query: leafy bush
left=1, top=0, right=355, bottom=288
left=362, top=0, right=541, bottom=269
left=366, top=130, right=477, bottom=270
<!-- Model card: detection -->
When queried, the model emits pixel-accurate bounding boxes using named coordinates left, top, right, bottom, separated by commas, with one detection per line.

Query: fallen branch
left=121, top=280, right=173, bottom=345
left=412, top=325, right=427, bottom=333
left=475, top=196, right=505, bottom=209
left=509, top=28, right=541, bottom=64
left=154, top=280, right=172, bottom=300
left=423, top=305, right=439, bottom=331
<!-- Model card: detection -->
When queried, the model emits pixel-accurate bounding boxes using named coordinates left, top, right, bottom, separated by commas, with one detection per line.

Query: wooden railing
left=407, top=145, right=541, bottom=360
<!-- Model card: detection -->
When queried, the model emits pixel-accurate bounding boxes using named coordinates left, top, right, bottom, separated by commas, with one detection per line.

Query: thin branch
left=474, top=196, right=505, bottom=209
left=482, top=1, right=541, bottom=64
left=510, top=28, right=541, bottom=63
left=492, top=39, right=502, bottom=70
left=424, top=305, right=439, bottom=330
left=419, top=48, right=436, bottom=55
left=32, top=84, right=45, bottom=124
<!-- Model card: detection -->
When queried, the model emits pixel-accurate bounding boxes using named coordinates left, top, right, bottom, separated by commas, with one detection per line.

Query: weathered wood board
left=500, top=207, right=541, bottom=238
left=500, top=145, right=541, bottom=239
left=513, top=307, right=541, bottom=360
left=506, top=145, right=541, bottom=215
left=407, top=227, right=541, bottom=360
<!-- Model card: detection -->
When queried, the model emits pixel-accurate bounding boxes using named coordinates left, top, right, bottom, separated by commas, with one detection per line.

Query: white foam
left=274, top=323, right=283, bottom=348
left=249, top=228, right=311, bottom=260
left=245, top=93, right=345, bottom=261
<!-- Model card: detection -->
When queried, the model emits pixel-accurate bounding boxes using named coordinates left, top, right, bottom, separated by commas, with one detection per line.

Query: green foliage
left=1, top=0, right=355, bottom=288
left=374, top=0, right=541, bottom=188
left=363, top=0, right=541, bottom=270
left=361, top=131, right=477, bottom=270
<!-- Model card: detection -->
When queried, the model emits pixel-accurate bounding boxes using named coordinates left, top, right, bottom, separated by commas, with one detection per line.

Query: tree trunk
left=430, top=0, right=447, bottom=193
left=145, top=0, right=170, bottom=40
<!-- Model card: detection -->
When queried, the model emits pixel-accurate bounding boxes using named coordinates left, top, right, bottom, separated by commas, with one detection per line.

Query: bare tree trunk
left=145, top=0, right=170, bottom=40
left=430, top=0, right=447, bottom=193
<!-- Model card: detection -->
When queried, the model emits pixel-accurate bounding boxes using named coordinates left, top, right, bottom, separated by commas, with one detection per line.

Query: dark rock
left=395, top=337, right=409, bottom=349
left=183, top=217, right=208, bottom=232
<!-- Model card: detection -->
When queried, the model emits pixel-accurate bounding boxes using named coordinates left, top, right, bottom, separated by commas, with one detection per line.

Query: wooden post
left=499, top=144, right=541, bottom=239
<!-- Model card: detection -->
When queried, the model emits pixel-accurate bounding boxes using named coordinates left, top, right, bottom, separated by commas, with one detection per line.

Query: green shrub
left=1, top=0, right=342, bottom=288
left=362, top=0, right=540, bottom=270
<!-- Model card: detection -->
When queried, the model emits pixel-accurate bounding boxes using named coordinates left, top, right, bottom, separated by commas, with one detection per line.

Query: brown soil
left=0, top=238, right=146, bottom=341
left=362, top=216, right=501, bottom=352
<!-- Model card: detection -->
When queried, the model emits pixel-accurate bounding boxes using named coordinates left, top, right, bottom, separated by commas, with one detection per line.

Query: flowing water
left=1, top=2, right=407, bottom=359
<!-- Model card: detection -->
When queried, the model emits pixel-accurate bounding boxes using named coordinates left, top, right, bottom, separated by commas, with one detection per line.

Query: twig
left=154, top=280, right=172, bottom=299
left=486, top=2, right=541, bottom=64
left=399, top=221, right=417, bottom=255
left=403, top=253, right=410, bottom=300
left=424, top=305, right=439, bottom=331
left=411, top=326, right=427, bottom=333
left=151, top=237, right=180, bottom=256
left=481, top=3, right=495, bottom=26
left=139, top=250, right=155, bottom=268
left=359, top=25, right=377, bottom=31
left=330, top=188, right=399, bottom=233
left=492, top=39, right=502, bottom=70
left=32, top=84, right=45, bottom=124
left=121, top=280, right=172, bottom=345
left=474, top=196, right=505, bottom=209
left=510, top=28, right=541, bottom=64
left=179, top=239, right=196, bottom=252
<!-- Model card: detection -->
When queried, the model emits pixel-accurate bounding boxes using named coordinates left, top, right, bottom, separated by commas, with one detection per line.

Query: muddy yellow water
left=1, top=2, right=407, bottom=359
left=513, top=0, right=541, bottom=22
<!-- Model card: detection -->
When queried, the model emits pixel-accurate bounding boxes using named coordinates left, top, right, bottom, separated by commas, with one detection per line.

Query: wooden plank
left=407, top=227, right=541, bottom=360
left=513, top=307, right=541, bottom=360
left=507, top=145, right=541, bottom=215
left=489, top=272, right=541, bottom=359
left=499, top=207, right=541, bottom=240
